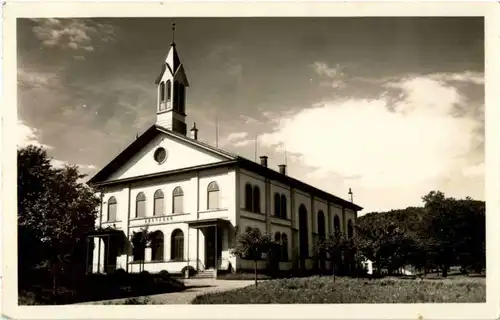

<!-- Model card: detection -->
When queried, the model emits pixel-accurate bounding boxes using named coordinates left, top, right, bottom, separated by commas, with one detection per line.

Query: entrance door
left=205, top=226, right=222, bottom=269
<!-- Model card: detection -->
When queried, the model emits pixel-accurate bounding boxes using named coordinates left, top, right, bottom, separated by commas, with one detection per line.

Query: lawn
left=192, top=275, right=485, bottom=304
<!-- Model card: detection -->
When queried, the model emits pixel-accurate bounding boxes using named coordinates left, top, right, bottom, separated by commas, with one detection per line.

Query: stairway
left=192, top=269, right=215, bottom=279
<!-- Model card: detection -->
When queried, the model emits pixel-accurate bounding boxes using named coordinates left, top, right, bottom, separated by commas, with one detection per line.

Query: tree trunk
left=442, top=264, right=448, bottom=277
left=254, top=260, right=258, bottom=287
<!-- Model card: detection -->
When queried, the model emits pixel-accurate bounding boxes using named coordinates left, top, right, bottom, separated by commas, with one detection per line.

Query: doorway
left=204, top=226, right=222, bottom=269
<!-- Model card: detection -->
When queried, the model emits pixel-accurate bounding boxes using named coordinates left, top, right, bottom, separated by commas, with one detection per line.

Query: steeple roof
left=155, top=44, right=183, bottom=85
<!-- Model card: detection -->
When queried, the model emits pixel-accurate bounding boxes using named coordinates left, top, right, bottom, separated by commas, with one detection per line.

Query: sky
left=17, top=17, right=485, bottom=214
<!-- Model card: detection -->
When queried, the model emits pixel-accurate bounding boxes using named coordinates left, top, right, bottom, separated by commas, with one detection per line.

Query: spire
left=348, top=188, right=353, bottom=203
left=171, top=21, right=176, bottom=46
left=190, top=122, right=199, bottom=140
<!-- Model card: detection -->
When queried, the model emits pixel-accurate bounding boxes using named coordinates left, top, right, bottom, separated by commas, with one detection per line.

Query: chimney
left=259, top=156, right=268, bottom=167
left=278, top=164, right=287, bottom=175
left=190, top=122, right=199, bottom=140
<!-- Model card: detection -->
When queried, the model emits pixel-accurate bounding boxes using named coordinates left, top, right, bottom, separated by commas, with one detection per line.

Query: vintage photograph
left=10, top=7, right=492, bottom=313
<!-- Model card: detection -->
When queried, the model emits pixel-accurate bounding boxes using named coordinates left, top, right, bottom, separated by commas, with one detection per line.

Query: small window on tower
left=160, top=82, right=165, bottom=102
left=167, top=80, right=172, bottom=101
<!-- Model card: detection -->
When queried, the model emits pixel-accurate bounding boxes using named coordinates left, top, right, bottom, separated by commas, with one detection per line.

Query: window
left=159, top=82, right=165, bottom=102
left=135, top=192, right=146, bottom=218
left=318, top=211, right=326, bottom=240
left=173, top=81, right=180, bottom=111
left=281, top=233, right=289, bottom=261
left=347, top=220, right=354, bottom=238
left=299, top=204, right=309, bottom=258
left=154, top=147, right=167, bottom=164
left=334, top=215, right=341, bottom=234
left=207, top=181, right=220, bottom=210
left=171, top=229, right=184, bottom=261
left=274, top=193, right=281, bottom=217
left=173, top=186, right=184, bottom=213
left=166, top=80, right=172, bottom=101
left=253, top=186, right=261, bottom=213
left=151, top=231, right=164, bottom=261
left=107, top=196, right=117, bottom=222
left=245, top=184, right=253, bottom=211
left=153, top=190, right=164, bottom=216
left=281, top=194, right=287, bottom=219
left=179, top=84, right=185, bottom=113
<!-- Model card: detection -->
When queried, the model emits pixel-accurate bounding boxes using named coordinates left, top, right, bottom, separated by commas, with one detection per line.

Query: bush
left=181, top=266, right=197, bottom=277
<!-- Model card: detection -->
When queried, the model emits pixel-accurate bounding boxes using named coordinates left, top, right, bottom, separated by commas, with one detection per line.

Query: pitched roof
left=87, top=124, right=237, bottom=185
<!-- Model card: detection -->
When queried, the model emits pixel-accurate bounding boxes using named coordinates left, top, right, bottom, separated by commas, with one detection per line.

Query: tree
left=131, top=225, right=153, bottom=272
left=18, top=145, right=101, bottom=289
left=314, top=231, right=346, bottom=281
left=230, top=227, right=274, bottom=287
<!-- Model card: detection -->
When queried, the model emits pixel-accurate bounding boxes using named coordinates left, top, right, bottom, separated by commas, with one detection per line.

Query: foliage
left=230, top=227, right=275, bottom=286
left=354, top=191, right=485, bottom=277
left=192, top=275, right=485, bottom=304
left=18, top=145, right=102, bottom=289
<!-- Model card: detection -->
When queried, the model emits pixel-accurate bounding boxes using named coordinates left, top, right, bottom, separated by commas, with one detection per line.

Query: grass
left=192, top=275, right=486, bottom=304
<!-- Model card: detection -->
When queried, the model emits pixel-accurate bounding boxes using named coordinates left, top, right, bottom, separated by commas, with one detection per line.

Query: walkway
left=80, top=278, right=254, bottom=305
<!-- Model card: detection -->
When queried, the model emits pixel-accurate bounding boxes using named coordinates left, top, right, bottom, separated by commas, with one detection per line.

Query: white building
left=86, top=34, right=362, bottom=278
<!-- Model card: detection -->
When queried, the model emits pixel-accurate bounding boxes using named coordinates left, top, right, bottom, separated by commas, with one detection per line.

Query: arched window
left=299, top=204, right=309, bottom=258
left=159, top=82, right=165, bottom=102
left=281, top=194, right=287, bottom=219
left=153, top=190, right=164, bottom=216
left=207, top=181, right=220, bottom=210
left=253, top=186, right=261, bottom=213
left=179, top=84, right=185, bottom=113
left=245, top=184, right=253, bottom=211
left=281, top=233, right=289, bottom=261
left=151, top=231, right=164, bottom=261
left=173, top=81, right=180, bottom=111
left=274, top=193, right=281, bottom=217
left=173, top=186, right=184, bottom=213
left=334, top=215, right=341, bottom=234
left=171, top=229, right=184, bottom=261
left=166, top=80, right=172, bottom=101
left=135, top=192, right=146, bottom=218
left=107, top=196, right=117, bottom=222
left=347, top=220, right=354, bottom=238
left=318, top=211, right=326, bottom=240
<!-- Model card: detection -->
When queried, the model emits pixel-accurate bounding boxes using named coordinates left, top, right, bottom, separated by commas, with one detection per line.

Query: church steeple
left=155, top=21, right=189, bottom=135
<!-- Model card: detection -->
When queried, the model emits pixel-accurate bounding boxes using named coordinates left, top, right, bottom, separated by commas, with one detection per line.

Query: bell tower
left=155, top=22, right=189, bottom=135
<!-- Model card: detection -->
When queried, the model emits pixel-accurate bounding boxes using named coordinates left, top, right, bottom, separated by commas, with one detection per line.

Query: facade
left=86, top=34, right=362, bottom=277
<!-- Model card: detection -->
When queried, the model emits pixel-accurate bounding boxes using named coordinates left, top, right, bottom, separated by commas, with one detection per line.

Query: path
left=79, top=279, right=254, bottom=305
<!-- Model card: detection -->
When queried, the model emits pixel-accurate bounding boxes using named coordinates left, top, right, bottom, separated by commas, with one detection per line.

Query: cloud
left=51, top=159, right=96, bottom=171
left=17, top=120, right=52, bottom=149
left=226, top=132, right=248, bottom=142
left=30, top=18, right=116, bottom=54
left=430, top=71, right=484, bottom=85
left=312, top=62, right=348, bottom=88
left=259, top=72, right=483, bottom=211
left=17, top=68, right=60, bottom=89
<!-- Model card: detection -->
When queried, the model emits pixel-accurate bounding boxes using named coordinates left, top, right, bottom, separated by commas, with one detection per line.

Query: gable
left=107, top=133, right=229, bottom=182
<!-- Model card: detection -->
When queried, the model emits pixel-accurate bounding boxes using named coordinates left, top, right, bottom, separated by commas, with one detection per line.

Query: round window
left=154, top=147, right=167, bottom=164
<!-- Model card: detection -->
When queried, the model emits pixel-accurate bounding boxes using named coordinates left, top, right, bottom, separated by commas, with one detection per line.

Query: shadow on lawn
left=18, top=270, right=186, bottom=305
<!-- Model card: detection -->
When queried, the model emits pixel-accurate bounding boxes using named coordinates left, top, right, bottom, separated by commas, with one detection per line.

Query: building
left=85, top=30, right=363, bottom=277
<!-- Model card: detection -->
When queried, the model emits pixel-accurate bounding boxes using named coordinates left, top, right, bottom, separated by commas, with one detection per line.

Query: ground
left=78, top=279, right=254, bottom=305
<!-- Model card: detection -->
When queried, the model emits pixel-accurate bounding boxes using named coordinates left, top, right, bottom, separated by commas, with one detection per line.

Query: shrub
left=181, top=266, right=197, bottom=277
